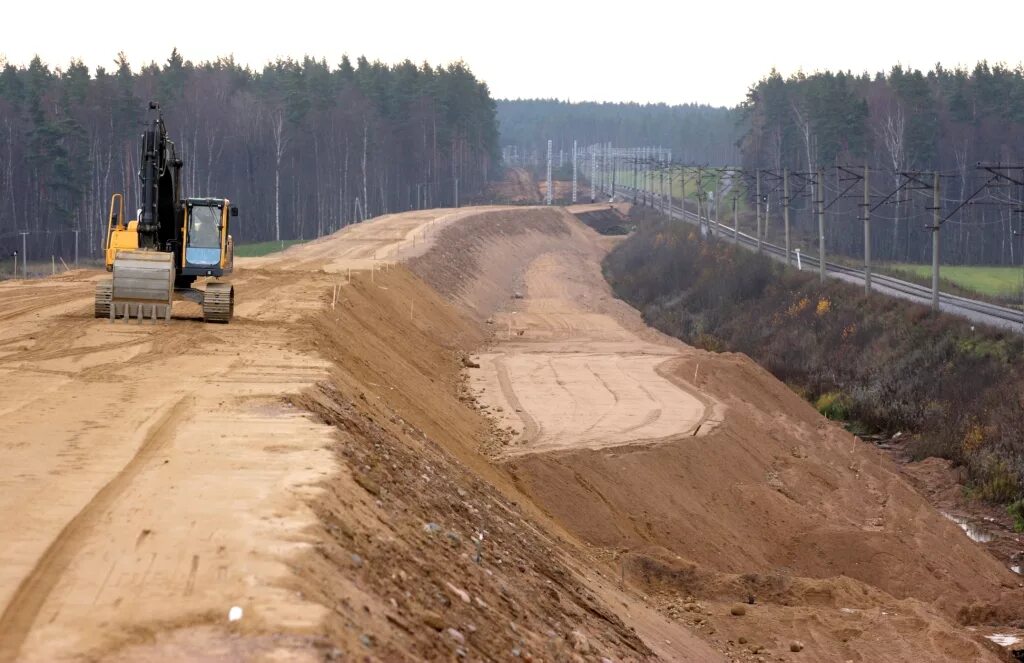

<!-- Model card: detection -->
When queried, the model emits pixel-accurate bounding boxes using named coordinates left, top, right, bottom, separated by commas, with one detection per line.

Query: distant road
left=615, top=185, right=1024, bottom=333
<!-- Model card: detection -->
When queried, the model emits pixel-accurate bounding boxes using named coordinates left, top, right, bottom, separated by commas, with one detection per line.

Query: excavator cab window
left=185, top=204, right=223, bottom=266
left=188, top=205, right=222, bottom=248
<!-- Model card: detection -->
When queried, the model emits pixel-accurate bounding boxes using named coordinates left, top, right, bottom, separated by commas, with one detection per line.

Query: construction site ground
left=1, top=204, right=1023, bottom=662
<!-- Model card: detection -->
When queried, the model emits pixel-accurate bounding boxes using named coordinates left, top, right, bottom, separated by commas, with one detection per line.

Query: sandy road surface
left=243, top=206, right=503, bottom=273
left=0, top=209, right=458, bottom=662
left=468, top=247, right=720, bottom=457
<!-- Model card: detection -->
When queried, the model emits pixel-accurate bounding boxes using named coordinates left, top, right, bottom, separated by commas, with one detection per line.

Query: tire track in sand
left=493, top=355, right=540, bottom=443
left=0, top=396, right=189, bottom=663
left=472, top=250, right=717, bottom=458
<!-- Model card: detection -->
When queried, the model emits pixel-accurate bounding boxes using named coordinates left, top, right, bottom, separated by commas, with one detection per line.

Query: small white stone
left=228, top=606, right=243, bottom=621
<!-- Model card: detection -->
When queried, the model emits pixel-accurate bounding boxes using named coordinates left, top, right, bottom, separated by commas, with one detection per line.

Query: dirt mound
left=408, top=206, right=1024, bottom=661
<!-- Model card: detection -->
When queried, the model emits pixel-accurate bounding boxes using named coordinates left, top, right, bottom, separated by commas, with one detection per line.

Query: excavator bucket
left=95, top=250, right=174, bottom=321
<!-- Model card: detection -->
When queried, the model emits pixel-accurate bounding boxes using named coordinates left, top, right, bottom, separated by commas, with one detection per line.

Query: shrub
left=1008, top=499, right=1024, bottom=533
left=815, top=391, right=851, bottom=421
left=977, top=462, right=1021, bottom=503
left=603, top=211, right=1024, bottom=505
left=695, top=333, right=725, bottom=353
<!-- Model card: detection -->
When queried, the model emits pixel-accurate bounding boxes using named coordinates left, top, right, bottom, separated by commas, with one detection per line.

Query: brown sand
left=1, top=204, right=1021, bottom=662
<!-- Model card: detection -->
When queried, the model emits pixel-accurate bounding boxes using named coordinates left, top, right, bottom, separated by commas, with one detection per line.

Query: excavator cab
left=182, top=198, right=237, bottom=278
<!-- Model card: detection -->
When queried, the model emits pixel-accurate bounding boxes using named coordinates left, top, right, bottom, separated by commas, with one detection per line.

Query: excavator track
left=202, top=282, right=234, bottom=323
left=94, top=280, right=112, bottom=318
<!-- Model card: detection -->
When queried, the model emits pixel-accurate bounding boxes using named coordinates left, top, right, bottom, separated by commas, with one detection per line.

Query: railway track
left=616, top=185, right=1024, bottom=333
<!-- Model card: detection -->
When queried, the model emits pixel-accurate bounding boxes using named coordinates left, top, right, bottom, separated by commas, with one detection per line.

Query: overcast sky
left=4, top=0, right=1023, bottom=107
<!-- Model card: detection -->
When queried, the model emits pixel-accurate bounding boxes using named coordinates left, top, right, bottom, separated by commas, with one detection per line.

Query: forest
left=740, top=63, right=1024, bottom=266
left=0, top=51, right=499, bottom=264
left=496, top=99, right=741, bottom=166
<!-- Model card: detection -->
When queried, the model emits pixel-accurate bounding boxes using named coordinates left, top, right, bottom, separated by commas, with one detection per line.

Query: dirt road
left=0, top=209, right=470, bottom=660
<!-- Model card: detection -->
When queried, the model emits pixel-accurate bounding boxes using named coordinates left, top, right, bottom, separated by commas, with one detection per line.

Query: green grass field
left=885, top=263, right=1024, bottom=299
left=233, top=239, right=308, bottom=258
left=611, top=167, right=751, bottom=214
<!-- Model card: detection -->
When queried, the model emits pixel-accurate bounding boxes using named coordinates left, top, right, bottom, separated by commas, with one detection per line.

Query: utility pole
left=546, top=140, right=553, bottom=206
left=680, top=167, right=686, bottom=223
left=664, top=166, right=672, bottom=220
left=645, top=147, right=651, bottom=206
left=572, top=140, right=578, bottom=203
left=639, top=148, right=645, bottom=205
left=600, top=144, right=606, bottom=196
left=755, top=169, right=762, bottom=253
left=605, top=144, right=611, bottom=199
left=697, top=167, right=704, bottom=235
left=714, top=173, right=721, bottom=231
left=863, top=164, right=871, bottom=295
left=1017, top=215, right=1024, bottom=338
left=783, top=169, right=791, bottom=265
left=660, top=160, right=666, bottom=215
left=663, top=149, right=671, bottom=214
left=632, top=150, right=638, bottom=205
left=733, top=193, right=739, bottom=242
left=602, top=144, right=607, bottom=196
left=73, top=228, right=80, bottom=266
left=817, top=169, right=826, bottom=283
left=20, top=231, right=28, bottom=279
left=610, top=146, right=616, bottom=199
left=641, top=147, right=648, bottom=206
left=931, top=170, right=941, bottom=313
left=591, top=144, right=597, bottom=203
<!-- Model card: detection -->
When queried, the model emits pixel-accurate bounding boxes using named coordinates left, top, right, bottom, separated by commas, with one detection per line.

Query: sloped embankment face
left=408, top=206, right=1024, bottom=661
left=284, top=265, right=660, bottom=661
left=409, top=206, right=580, bottom=318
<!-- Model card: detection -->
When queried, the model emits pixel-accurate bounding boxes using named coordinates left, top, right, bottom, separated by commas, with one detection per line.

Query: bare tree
left=877, top=103, right=906, bottom=260
left=270, top=107, right=287, bottom=242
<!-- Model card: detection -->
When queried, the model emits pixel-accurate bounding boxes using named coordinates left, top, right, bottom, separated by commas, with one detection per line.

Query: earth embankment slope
left=409, top=205, right=1024, bottom=662
left=2, top=203, right=1022, bottom=662
left=0, top=206, right=717, bottom=662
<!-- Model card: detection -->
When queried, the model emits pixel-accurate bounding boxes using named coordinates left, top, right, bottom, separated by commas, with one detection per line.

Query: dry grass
left=604, top=210, right=1024, bottom=505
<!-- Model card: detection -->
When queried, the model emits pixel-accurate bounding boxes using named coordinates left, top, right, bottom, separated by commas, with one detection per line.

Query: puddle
left=941, top=512, right=994, bottom=543
left=985, top=633, right=1021, bottom=647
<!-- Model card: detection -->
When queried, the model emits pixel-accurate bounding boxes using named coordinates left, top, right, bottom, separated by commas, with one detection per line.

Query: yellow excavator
left=95, top=102, right=237, bottom=323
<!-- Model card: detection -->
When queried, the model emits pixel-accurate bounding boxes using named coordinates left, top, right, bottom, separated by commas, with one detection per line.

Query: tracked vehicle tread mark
left=202, top=283, right=233, bottom=323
